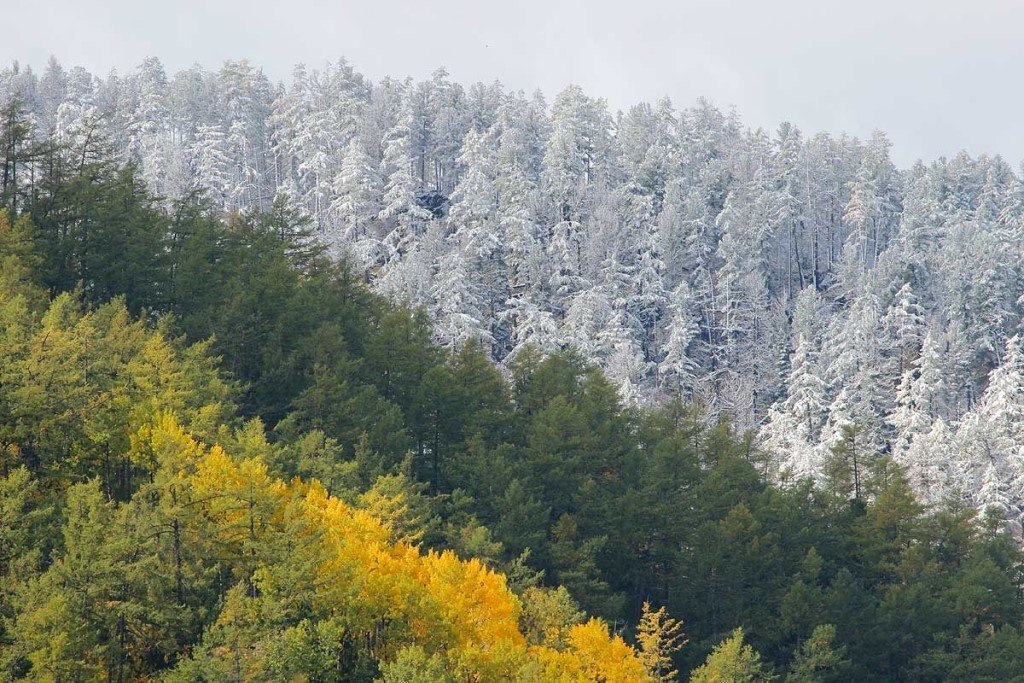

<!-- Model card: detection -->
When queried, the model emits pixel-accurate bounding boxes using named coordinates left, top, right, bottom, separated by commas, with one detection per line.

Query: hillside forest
left=3, top=57, right=1024, bottom=681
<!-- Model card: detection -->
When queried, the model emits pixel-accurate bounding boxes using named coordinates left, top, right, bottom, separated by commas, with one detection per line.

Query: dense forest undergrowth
left=3, top=62, right=1024, bottom=681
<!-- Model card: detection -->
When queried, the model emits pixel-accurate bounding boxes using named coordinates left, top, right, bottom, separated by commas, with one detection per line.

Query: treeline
left=2, top=117, right=1024, bottom=681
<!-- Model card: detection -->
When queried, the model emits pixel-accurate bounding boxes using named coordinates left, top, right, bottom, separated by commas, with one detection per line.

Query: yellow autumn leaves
left=149, top=413, right=651, bottom=681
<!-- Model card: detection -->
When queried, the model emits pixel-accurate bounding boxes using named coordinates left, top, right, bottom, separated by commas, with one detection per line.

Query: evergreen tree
left=690, top=628, right=774, bottom=683
left=331, top=136, right=383, bottom=265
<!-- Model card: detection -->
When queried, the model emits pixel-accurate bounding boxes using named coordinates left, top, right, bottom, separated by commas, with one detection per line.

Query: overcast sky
left=6, top=0, right=1022, bottom=167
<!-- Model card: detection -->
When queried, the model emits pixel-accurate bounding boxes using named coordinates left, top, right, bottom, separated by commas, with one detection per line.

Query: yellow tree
left=140, top=414, right=653, bottom=682
left=636, top=601, right=686, bottom=682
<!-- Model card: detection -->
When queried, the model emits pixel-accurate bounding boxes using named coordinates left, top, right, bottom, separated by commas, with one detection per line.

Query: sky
left=5, top=0, right=1023, bottom=167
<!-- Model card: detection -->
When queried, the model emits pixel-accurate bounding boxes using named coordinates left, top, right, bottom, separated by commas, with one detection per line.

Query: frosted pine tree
left=53, top=100, right=105, bottom=169
left=548, top=217, right=586, bottom=301
left=659, top=282, right=701, bottom=397
left=271, top=65, right=356, bottom=231
left=376, top=220, right=443, bottom=311
left=502, top=298, right=560, bottom=364
left=493, top=108, right=555, bottom=362
left=822, top=299, right=892, bottom=457
left=785, top=334, right=828, bottom=440
left=712, top=187, right=773, bottom=418
left=268, top=64, right=312, bottom=187
left=626, top=221, right=668, bottom=362
left=597, top=253, right=653, bottom=399
left=616, top=98, right=676, bottom=206
left=126, top=57, right=169, bottom=162
left=606, top=336, right=654, bottom=403
left=763, top=330, right=828, bottom=480
left=37, top=56, right=68, bottom=136
left=900, top=417, right=958, bottom=507
left=895, top=162, right=944, bottom=260
left=433, top=246, right=493, bottom=350
left=379, top=107, right=432, bottom=256
left=212, top=61, right=275, bottom=210
left=226, top=119, right=258, bottom=211
left=977, top=335, right=1024, bottom=437
left=889, top=329, right=947, bottom=456
left=448, top=129, right=500, bottom=256
left=375, top=106, right=435, bottom=304
left=657, top=176, right=718, bottom=289
left=976, top=462, right=1016, bottom=530
left=561, top=287, right=614, bottom=360
left=440, top=128, right=503, bottom=355
left=125, top=57, right=183, bottom=201
left=192, top=124, right=233, bottom=209
left=543, top=85, right=610, bottom=304
left=883, top=282, right=926, bottom=375
left=496, top=120, right=544, bottom=293
left=331, top=137, right=383, bottom=265
left=841, top=131, right=899, bottom=272
left=952, top=335, right=1024, bottom=523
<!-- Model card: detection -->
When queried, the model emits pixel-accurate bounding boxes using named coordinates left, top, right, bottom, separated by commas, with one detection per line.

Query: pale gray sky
left=6, top=0, right=1022, bottom=167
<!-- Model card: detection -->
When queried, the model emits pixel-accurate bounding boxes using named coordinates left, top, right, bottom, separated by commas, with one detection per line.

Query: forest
left=3, top=56, right=1024, bottom=681
left=3, top=57, right=1023, bottom=521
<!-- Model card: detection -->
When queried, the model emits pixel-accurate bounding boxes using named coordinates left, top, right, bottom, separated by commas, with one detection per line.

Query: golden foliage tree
left=637, top=601, right=687, bottom=682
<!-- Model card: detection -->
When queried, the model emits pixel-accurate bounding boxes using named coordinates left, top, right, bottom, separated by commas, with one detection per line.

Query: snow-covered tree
left=659, top=282, right=701, bottom=397
left=956, top=335, right=1024, bottom=507
left=331, top=137, right=382, bottom=261
left=192, top=123, right=233, bottom=209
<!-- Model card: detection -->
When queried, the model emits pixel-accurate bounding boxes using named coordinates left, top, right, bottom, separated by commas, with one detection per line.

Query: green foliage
left=690, top=628, right=774, bottom=683
left=0, top=293, right=233, bottom=497
left=786, top=625, right=849, bottom=683
left=14, top=480, right=199, bottom=681
left=376, top=645, right=455, bottom=683
left=518, top=585, right=585, bottom=648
